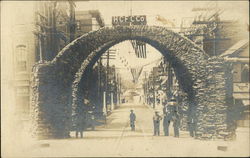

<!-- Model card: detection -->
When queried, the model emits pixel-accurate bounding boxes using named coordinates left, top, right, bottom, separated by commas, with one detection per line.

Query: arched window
left=16, top=45, right=27, bottom=72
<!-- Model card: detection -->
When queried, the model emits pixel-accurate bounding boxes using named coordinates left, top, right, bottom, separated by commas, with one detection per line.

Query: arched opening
left=31, top=26, right=232, bottom=140
left=71, top=38, right=197, bottom=123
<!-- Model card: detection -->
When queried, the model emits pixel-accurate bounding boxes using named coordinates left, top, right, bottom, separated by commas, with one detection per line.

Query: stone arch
left=31, top=25, right=233, bottom=140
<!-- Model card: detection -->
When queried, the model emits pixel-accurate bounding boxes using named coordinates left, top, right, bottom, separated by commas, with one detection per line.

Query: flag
left=130, top=40, right=147, bottom=58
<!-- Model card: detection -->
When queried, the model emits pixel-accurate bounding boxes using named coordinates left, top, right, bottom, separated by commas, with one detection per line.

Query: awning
left=233, top=93, right=250, bottom=99
left=224, top=57, right=249, bottom=63
left=220, top=39, right=249, bottom=57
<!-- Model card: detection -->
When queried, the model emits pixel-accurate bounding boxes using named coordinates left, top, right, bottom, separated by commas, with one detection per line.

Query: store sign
left=112, top=15, right=147, bottom=26
left=233, top=83, right=249, bottom=93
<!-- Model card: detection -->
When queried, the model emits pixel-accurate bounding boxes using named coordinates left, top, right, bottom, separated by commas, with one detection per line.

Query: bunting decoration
left=117, top=56, right=131, bottom=70
left=130, top=66, right=144, bottom=83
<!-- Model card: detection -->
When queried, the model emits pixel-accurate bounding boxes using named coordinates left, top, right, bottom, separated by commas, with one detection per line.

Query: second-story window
left=76, top=21, right=81, bottom=30
left=16, top=45, right=27, bottom=72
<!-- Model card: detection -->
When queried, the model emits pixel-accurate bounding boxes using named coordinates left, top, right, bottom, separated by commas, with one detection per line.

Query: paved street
left=7, top=103, right=249, bottom=157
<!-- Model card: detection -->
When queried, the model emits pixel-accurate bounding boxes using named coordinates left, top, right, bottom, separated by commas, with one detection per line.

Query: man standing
left=163, top=105, right=172, bottom=136
left=173, top=113, right=180, bottom=137
left=153, top=111, right=162, bottom=136
left=188, top=116, right=196, bottom=137
left=130, top=110, right=136, bottom=131
left=87, top=111, right=95, bottom=131
left=75, top=113, right=85, bottom=138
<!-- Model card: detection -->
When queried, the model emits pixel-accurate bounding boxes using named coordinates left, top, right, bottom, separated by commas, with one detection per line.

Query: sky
left=75, top=1, right=249, bottom=26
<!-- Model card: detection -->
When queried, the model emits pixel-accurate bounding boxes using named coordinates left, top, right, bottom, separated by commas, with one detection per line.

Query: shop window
left=16, top=45, right=27, bottom=72
left=241, top=64, right=249, bottom=83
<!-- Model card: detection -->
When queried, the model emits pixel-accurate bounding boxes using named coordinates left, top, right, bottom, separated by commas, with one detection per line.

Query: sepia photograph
left=1, top=0, right=249, bottom=157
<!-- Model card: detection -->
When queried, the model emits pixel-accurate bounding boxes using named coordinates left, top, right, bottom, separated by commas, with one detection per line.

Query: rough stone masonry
left=31, top=25, right=235, bottom=140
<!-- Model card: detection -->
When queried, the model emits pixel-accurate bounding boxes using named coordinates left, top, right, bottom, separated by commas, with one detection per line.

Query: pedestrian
left=163, top=106, right=172, bottom=136
left=188, top=116, right=195, bottom=137
left=163, top=115, right=170, bottom=136
left=87, top=111, right=95, bottom=131
left=153, top=111, right=162, bottom=136
left=172, top=113, right=180, bottom=137
left=163, top=102, right=168, bottom=115
left=130, top=110, right=136, bottom=131
left=75, top=113, right=85, bottom=138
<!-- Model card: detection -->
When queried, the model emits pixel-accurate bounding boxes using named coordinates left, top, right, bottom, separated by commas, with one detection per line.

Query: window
left=241, top=64, right=249, bottom=83
left=17, top=86, right=29, bottom=95
left=76, top=21, right=81, bottom=30
left=16, top=96, right=30, bottom=114
left=16, top=45, right=27, bottom=72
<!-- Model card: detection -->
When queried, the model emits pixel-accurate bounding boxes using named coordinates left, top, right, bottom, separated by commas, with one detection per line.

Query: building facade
left=11, top=2, right=37, bottom=121
left=9, top=2, right=106, bottom=124
left=75, top=10, right=105, bottom=38
left=220, top=41, right=249, bottom=127
left=181, top=10, right=249, bottom=128
left=35, top=1, right=76, bottom=61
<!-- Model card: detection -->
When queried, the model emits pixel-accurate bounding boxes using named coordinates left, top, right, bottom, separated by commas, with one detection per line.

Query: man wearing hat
left=153, top=111, right=162, bottom=136
left=130, top=110, right=136, bottom=131
left=75, top=112, right=86, bottom=138
left=169, top=97, right=180, bottom=137
left=173, top=112, right=180, bottom=137
left=163, top=104, right=172, bottom=136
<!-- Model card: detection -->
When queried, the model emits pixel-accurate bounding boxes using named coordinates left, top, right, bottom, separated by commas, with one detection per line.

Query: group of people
left=154, top=105, right=196, bottom=137
left=75, top=96, right=195, bottom=138
left=153, top=110, right=180, bottom=137
left=129, top=98, right=195, bottom=137
left=129, top=107, right=180, bottom=137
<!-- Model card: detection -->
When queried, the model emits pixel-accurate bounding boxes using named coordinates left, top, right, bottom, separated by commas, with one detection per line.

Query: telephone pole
left=152, top=71, right=156, bottom=108
left=167, top=62, right=173, bottom=99
left=69, top=1, right=76, bottom=42
left=106, top=50, right=110, bottom=111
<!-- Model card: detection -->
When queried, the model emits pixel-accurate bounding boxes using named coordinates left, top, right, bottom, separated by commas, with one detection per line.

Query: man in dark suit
left=130, top=110, right=136, bottom=131
left=163, top=105, right=172, bottom=136
left=75, top=113, right=85, bottom=138
left=173, top=113, right=180, bottom=137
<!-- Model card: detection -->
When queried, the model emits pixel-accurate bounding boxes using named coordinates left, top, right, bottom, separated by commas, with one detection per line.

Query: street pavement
left=5, top=103, right=250, bottom=157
